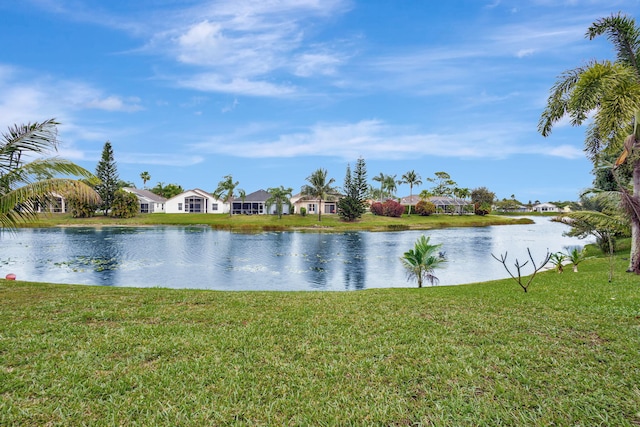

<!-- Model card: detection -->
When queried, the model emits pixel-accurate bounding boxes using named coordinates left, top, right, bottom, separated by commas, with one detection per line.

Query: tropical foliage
left=0, top=119, right=98, bottom=230
left=400, top=235, right=445, bottom=287
left=140, top=171, right=150, bottom=188
left=549, top=252, right=567, bottom=273
left=265, top=186, right=293, bottom=219
left=301, top=168, right=337, bottom=221
left=110, top=189, right=139, bottom=218
left=370, top=199, right=405, bottom=217
left=150, top=182, right=184, bottom=199
left=539, top=12, right=640, bottom=273
left=565, top=247, right=588, bottom=272
left=401, top=170, right=422, bottom=216
left=427, top=171, right=456, bottom=196
left=214, top=175, right=244, bottom=217
left=415, top=200, right=436, bottom=216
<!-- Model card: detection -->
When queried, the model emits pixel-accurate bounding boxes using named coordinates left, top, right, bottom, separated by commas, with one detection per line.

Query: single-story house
left=165, top=189, right=228, bottom=214
left=398, top=195, right=420, bottom=206
left=531, top=202, right=560, bottom=213
left=399, top=195, right=473, bottom=214
left=231, top=189, right=279, bottom=215
left=428, top=196, right=473, bottom=214
left=34, top=192, right=68, bottom=213
left=290, top=192, right=341, bottom=215
left=122, top=187, right=167, bottom=213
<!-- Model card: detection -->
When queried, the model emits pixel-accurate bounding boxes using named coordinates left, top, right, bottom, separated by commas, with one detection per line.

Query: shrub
left=382, top=200, right=405, bottom=217
left=371, top=200, right=404, bottom=217
left=67, top=196, right=97, bottom=218
left=110, top=190, right=139, bottom=218
left=370, top=202, right=383, bottom=216
left=475, top=202, right=492, bottom=216
left=415, top=200, right=436, bottom=216
left=300, top=207, right=307, bottom=217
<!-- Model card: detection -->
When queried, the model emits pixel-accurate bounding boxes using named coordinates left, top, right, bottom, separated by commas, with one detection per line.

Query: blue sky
left=2, top=0, right=640, bottom=203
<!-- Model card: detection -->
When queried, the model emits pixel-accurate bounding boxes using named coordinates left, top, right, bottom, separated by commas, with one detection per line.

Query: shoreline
left=22, top=212, right=536, bottom=233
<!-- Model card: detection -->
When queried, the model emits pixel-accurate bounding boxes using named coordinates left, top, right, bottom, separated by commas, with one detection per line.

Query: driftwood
left=491, top=248, right=552, bottom=293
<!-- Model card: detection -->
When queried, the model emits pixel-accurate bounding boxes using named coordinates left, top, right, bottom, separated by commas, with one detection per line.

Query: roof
left=123, top=187, right=167, bottom=203
left=239, top=189, right=272, bottom=202
left=398, top=195, right=471, bottom=206
left=291, top=192, right=343, bottom=203
left=165, top=188, right=220, bottom=202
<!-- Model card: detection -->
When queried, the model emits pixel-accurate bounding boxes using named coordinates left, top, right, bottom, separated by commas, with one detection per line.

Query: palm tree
left=539, top=13, right=640, bottom=273
left=266, top=186, right=293, bottom=219
left=400, top=235, right=446, bottom=287
left=419, top=189, right=432, bottom=201
left=214, top=175, right=243, bottom=217
left=372, top=172, right=386, bottom=202
left=140, top=171, right=150, bottom=188
left=549, top=252, right=567, bottom=273
left=1, top=119, right=99, bottom=230
left=301, top=168, right=337, bottom=221
left=565, top=247, right=587, bottom=272
left=453, top=187, right=471, bottom=214
left=401, top=170, right=422, bottom=216
left=384, top=174, right=399, bottom=199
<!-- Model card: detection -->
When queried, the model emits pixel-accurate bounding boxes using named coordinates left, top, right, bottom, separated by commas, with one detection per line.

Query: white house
left=165, top=189, right=229, bottom=214
left=531, top=202, right=560, bottom=213
left=122, top=187, right=166, bottom=213
left=35, top=192, right=67, bottom=213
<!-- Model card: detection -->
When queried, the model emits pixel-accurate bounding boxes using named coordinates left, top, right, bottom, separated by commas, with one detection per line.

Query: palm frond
left=587, top=13, right=640, bottom=75
left=538, top=64, right=590, bottom=136
left=0, top=119, right=59, bottom=173
left=0, top=178, right=100, bottom=230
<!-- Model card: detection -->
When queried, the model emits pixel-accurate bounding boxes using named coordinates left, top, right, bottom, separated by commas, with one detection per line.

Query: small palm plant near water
left=401, top=235, right=446, bottom=287
left=565, top=246, right=588, bottom=272
left=549, top=252, right=567, bottom=273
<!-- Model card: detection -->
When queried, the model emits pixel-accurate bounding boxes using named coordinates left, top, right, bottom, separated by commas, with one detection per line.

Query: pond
left=0, top=218, right=592, bottom=291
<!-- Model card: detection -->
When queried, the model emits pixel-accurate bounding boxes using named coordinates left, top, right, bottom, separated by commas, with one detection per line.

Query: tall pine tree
left=338, top=157, right=368, bottom=221
left=95, top=141, right=119, bottom=215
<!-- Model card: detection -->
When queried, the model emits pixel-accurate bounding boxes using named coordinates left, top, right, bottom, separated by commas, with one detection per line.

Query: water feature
left=0, top=218, right=592, bottom=291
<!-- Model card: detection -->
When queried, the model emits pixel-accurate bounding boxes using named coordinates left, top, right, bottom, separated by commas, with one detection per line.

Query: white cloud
left=142, top=0, right=352, bottom=95
left=84, top=95, right=143, bottom=112
left=292, top=52, right=343, bottom=77
left=190, top=119, right=584, bottom=161
left=117, top=152, right=205, bottom=167
left=516, top=48, right=536, bottom=58
left=179, top=73, right=297, bottom=97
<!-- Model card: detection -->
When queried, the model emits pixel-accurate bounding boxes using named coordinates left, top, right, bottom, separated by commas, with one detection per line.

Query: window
left=307, top=204, right=316, bottom=213
left=185, top=196, right=203, bottom=213
left=140, top=203, right=149, bottom=213
left=324, top=204, right=336, bottom=214
left=212, top=203, right=218, bottom=211
left=178, top=203, right=183, bottom=211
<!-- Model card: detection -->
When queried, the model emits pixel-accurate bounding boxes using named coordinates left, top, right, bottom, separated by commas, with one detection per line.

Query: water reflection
left=341, top=232, right=366, bottom=290
left=0, top=219, right=593, bottom=291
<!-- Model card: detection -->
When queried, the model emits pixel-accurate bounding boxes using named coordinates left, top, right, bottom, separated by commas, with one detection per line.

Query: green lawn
left=1, top=254, right=639, bottom=425
left=26, top=212, right=531, bottom=232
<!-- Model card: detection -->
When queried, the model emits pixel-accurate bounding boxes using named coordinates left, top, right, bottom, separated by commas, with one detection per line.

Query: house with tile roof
left=290, top=192, right=341, bottom=216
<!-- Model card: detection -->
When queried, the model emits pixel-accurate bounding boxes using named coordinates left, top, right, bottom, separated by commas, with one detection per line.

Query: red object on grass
left=5, top=273, right=16, bottom=280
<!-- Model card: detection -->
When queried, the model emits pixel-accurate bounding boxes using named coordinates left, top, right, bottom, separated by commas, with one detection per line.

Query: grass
left=1, top=252, right=639, bottom=425
left=24, top=212, right=532, bottom=232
